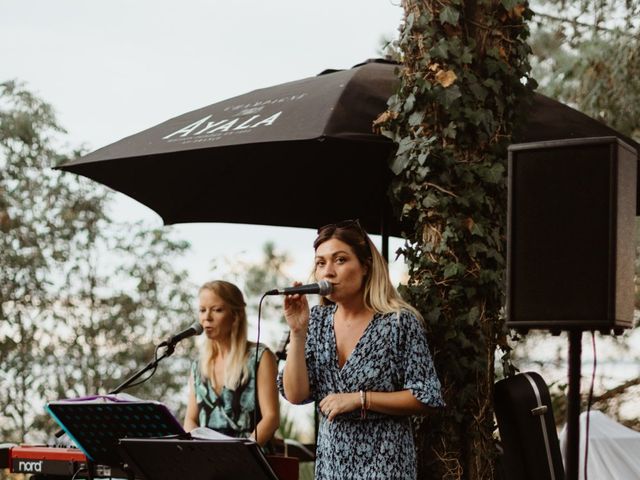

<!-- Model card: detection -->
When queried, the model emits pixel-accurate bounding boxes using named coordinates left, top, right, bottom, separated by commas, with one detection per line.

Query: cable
left=584, top=332, right=597, bottom=480
left=253, top=292, right=268, bottom=447
left=123, top=344, right=161, bottom=390
left=71, top=465, right=88, bottom=480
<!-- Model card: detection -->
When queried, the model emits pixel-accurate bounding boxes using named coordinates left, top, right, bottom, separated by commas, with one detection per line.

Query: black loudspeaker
left=507, top=136, right=637, bottom=332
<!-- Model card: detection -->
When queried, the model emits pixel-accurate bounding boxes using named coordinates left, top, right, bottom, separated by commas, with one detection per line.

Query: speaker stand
left=565, top=330, right=582, bottom=480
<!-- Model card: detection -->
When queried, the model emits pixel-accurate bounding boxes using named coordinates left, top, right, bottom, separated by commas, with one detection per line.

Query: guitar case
left=494, top=372, right=565, bottom=480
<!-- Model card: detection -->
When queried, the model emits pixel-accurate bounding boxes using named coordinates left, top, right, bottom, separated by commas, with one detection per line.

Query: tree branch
left=531, top=10, right=634, bottom=37
left=589, top=377, right=640, bottom=404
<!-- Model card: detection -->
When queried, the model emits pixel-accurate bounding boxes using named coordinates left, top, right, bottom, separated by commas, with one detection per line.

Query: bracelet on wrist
left=360, top=390, right=367, bottom=420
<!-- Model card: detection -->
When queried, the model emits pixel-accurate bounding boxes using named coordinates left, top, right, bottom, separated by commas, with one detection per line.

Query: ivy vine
left=376, top=0, right=536, bottom=478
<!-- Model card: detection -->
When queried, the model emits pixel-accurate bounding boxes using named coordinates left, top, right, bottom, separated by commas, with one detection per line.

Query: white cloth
left=559, top=410, right=640, bottom=480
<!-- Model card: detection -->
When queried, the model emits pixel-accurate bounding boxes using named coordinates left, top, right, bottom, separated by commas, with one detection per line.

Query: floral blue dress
left=192, top=343, right=267, bottom=438
left=279, top=305, right=443, bottom=480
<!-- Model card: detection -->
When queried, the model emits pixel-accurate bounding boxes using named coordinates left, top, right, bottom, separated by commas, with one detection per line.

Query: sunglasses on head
left=317, top=219, right=366, bottom=236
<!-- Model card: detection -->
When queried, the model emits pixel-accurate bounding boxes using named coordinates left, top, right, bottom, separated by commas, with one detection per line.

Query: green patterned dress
left=192, top=343, right=268, bottom=438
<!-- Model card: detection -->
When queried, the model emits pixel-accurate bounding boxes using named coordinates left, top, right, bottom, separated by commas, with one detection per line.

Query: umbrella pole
left=380, top=212, right=389, bottom=262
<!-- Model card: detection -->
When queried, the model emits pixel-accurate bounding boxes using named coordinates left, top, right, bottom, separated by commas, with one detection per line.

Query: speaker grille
left=507, top=137, right=636, bottom=331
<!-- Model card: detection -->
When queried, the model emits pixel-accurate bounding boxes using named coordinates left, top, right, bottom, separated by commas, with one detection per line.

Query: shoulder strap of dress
left=191, top=359, right=205, bottom=387
left=247, top=342, right=267, bottom=361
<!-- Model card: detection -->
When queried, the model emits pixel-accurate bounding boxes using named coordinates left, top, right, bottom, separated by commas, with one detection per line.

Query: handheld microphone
left=165, top=322, right=204, bottom=346
left=266, top=280, right=333, bottom=296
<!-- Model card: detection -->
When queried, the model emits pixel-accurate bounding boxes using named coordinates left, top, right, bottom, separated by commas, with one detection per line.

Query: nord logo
left=17, top=460, right=43, bottom=472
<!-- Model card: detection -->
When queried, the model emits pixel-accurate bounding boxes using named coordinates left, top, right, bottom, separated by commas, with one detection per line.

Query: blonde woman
left=184, top=280, right=279, bottom=447
left=280, top=220, right=444, bottom=479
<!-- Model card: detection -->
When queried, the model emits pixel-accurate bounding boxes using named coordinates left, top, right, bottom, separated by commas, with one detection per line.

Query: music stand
left=118, top=438, right=279, bottom=480
left=46, top=399, right=186, bottom=468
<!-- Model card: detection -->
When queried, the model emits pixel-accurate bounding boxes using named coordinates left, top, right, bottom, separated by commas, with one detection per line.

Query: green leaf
left=440, top=85, right=462, bottom=107
left=404, top=93, right=416, bottom=112
left=471, top=222, right=485, bottom=236
left=482, top=78, right=500, bottom=93
left=425, top=307, right=441, bottom=323
left=439, top=6, right=460, bottom=25
left=417, top=11, right=433, bottom=27
left=415, top=76, right=432, bottom=93
left=468, top=306, right=480, bottom=324
left=445, top=328, right=458, bottom=340
left=417, top=166, right=430, bottom=179
left=390, top=151, right=411, bottom=175
left=460, top=50, right=473, bottom=64
left=422, top=193, right=439, bottom=208
left=442, top=122, right=457, bottom=139
left=483, top=163, right=505, bottom=183
left=443, top=262, right=459, bottom=278
left=408, top=111, right=424, bottom=126
left=396, top=136, right=414, bottom=155
left=379, top=128, right=395, bottom=140
left=401, top=201, right=415, bottom=217
left=501, top=0, right=519, bottom=10
left=469, top=82, right=488, bottom=101
left=406, top=11, right=415, bottom=30
left=431, top=41, right=449, bottom=59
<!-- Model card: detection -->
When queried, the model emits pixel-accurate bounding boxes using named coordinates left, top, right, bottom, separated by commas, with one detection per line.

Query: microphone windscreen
left=318, top=280, right=333, bottom=296
left=193, top=323, right=204, bottom=335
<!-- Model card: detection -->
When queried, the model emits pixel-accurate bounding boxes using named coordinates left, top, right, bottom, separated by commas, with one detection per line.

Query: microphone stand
left=54, top=341, right=177, bottom=440
left=59, top=341, right=181, bottom=480
left=274, top=330, right=290, bottom=362
left=109, top=341, right=176, bottom=395
left=107, top=342, right=177, bottom=480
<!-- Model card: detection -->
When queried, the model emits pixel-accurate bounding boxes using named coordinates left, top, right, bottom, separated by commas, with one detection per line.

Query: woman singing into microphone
left=184, top=280, right=279, bottom=447
left=279, top=220, right=443, bottom=479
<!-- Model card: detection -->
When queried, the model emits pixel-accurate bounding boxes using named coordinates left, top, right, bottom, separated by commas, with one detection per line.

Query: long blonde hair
left=313, top=221, right=422, bottom=321
left=198, top=280, right=250, bottom=390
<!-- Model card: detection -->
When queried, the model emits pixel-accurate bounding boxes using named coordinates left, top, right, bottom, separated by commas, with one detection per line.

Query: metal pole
left=380, top=211, right=389, bottom=262
left=565, top=330, right=583, bottom=480
left=110, top=347, right=173, bottom=394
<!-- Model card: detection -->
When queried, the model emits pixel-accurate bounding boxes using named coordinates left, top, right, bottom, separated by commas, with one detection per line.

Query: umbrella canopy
left=58, top=59, right=639, bottom=237
left=60, top=59, right=399, bottom=236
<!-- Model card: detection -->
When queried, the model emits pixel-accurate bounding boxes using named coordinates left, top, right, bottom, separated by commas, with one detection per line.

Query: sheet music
left=189, top=427, right=242, bottom=441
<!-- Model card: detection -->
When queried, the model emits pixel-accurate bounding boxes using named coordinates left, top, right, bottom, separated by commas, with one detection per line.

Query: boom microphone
left=266, top=280, right=333, bottom=296
left=165, top=322, right=204, bottom=346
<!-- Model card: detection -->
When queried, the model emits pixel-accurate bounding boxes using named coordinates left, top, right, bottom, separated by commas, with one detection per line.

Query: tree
left=0, top=81, right=195, bottom=445
left=214, top=241, right=292, bottom=335
left=241, top=241, right=293, bottom=325
left=528, top=0, right=640, bottom=140
left=376, top=1, right=535, bottom=478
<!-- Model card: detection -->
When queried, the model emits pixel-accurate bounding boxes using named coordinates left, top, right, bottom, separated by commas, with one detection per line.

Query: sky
left=1, top=0, right=407, bottom=288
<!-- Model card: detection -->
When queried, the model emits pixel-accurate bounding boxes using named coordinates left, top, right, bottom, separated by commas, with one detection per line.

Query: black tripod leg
left=86, top=460, right=95, bottom=480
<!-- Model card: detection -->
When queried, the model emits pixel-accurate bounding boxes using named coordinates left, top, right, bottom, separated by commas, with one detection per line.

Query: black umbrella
left=58, top=59, right=640, bottom=238
left=58, top=59, right=400, bottom=237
